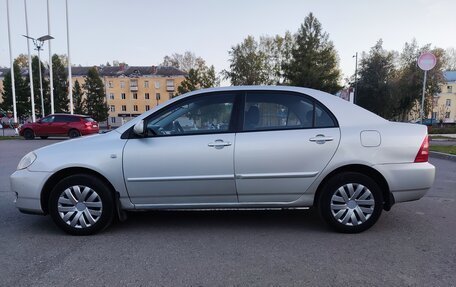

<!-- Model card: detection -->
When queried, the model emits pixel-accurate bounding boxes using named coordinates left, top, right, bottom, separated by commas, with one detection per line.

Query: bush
left=428, top=126, right=456, bottom=134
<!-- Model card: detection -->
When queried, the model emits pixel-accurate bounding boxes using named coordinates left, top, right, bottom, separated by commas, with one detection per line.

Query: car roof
left=115, top=86, right=387, bottom=134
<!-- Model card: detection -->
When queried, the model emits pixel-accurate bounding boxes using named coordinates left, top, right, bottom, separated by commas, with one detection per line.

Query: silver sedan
left=10, top=86, right=435, bottom=235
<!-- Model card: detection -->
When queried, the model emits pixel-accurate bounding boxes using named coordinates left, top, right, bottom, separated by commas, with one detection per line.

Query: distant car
left=10, top=86, right=435, bottom=235
left=19, top=114, right=99, bottom=139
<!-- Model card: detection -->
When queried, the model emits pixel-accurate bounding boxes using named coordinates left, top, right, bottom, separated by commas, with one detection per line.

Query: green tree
left=72, top=80, right=86, bottom=114
left=32, top=56, right=50, bottom=117
left=83, top=67, right=108, bottom=121
left=51, top=54, right=69, bottom=113
left=260, top=32, right=294, bottom=84
left=224, top=35, right=270, bottom=85
left=177, top=63, right=219, bottom=96
left=0, top=60, right=30, bottom=120
left=160, top=51, right=205, bottom=72
left=283, top=13, right=341, bottom=93
left=356, top=40, right=397, bottom=119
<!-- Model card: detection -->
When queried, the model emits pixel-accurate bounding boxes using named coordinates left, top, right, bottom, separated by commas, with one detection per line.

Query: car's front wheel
left=48, top=174, right=114, bottom=235
left=318, top=172, right=383, bottom=233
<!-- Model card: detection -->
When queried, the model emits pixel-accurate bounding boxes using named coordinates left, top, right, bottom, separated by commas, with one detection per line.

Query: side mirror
left=133, top=120, right=145, bottom=136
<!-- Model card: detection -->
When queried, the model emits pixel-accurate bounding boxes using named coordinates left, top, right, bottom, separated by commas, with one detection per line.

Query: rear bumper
left=10, top=169, right=51, bottom=215
left=374, top=162, right=435, bottom=203
left=81, top=128, right=99, bottom=135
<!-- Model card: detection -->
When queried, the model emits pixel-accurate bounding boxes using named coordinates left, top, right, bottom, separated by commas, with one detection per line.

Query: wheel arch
left=313, top=164, right=394, bottom=211
left=40, top=167, right=118, bottom=214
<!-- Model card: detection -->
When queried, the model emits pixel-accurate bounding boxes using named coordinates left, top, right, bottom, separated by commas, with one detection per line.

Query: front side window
left=243, top=92, right=336, bottom=131
left=145, top=94, right=235, bottom=137
left=41, top=116, right=55, bottom=123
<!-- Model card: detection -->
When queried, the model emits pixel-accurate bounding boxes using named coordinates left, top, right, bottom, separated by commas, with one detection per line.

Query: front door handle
left=208, top=139, right=232, bottom=149
left=309, top=134, right=334, bottom=144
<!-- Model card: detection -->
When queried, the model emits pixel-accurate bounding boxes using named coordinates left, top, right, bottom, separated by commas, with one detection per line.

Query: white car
left=10, top=86, right=435, bottom=235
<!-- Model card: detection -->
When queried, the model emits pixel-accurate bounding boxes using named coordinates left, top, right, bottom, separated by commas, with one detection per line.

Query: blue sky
left=1, top=0, right=455, bottom=84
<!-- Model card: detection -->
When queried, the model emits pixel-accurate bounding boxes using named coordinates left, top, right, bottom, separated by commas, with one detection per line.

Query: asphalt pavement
left=0, top=139, right=455, bottom=286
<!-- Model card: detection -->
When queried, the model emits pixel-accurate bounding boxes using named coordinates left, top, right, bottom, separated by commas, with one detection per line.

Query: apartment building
left=431, top=71, right=456, bottom=123
left=71, top=65, right=186, bottom=126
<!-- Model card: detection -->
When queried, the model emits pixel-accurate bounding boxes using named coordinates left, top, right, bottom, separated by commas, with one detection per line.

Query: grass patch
left=429, top=135, right=456, bottom=140
left=0, top=136, right=22, bottom=140
left=430, top=145, right=456, bottom=155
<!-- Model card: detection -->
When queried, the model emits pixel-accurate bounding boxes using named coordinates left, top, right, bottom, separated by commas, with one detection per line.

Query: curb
left=430, top=151, right=456, bottom=162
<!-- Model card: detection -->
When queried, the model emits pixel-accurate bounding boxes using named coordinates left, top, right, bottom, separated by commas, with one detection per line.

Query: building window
left=110, top=117, right=116, bottom=123
left=445, top=112, right=450, bottom=119
left=155, top=81, right=160, bottom=89
left=122, top=105, right=127, bottom=111
left=121, top=93, right=126, bottom=99
left=144, top=81, right=149, bottom=88
left=446, top=99, right=451, bottom=107
left=110, top=105, right=115, bottom=112
left=166, top=79, right=174, bottom=87
left=145, top=105, right=150, bottom=111
left=169, top=92, right=174, bottom=99
left=448, top=86, right=453, bottom=93
left=145, top=93, right=150, bottom=99
left=432, top=112, right=437, bottom=119
left=109, top=93, right=114, bottom=100
left=120, top=81, right=125, bottom=88
left=108, top=81, right=113, bottom=88
left=133, top=105, right=138, bottom=112
left=133, top=93, right=138, bottom=100
left=156, top=93, right=161, bottom=100
left=130, top=80, right=138, bottom=88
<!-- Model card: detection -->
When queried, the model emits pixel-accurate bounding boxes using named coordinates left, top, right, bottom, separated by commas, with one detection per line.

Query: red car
left=20, top=114, right=100, bottom=139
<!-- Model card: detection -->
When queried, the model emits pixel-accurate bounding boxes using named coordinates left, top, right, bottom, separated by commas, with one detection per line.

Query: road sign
left=418, top=52, right=437, bottom=71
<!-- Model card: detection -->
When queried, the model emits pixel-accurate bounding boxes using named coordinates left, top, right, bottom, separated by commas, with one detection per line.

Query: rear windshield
left=83, top=117, right=96, bottom=122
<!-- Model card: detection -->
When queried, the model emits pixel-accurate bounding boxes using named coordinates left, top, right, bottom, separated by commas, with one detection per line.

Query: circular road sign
left=417, top=52, right=437, bottom=71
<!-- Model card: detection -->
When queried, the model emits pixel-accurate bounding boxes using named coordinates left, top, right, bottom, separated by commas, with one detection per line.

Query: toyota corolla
left=10, top=86, right=435, bottom=235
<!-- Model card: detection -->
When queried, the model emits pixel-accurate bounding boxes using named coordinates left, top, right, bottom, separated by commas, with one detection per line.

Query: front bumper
left=10, top=169, right=51, bottom=214
left=374, top=162, right=435, bottom=203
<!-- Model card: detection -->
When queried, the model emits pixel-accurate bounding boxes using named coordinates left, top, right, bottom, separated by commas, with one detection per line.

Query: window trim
left=125, top=91, right=242, bottom=139
left=237, top=90, right=339, bottom=133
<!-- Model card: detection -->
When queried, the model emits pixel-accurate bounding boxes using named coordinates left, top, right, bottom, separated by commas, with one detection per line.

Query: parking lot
left=0, top=139, right=455, bottom=286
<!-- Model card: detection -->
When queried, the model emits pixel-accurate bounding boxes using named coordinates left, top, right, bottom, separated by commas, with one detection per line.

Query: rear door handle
left=208, top=139, right=232, bottom=149
left=309, top=134, right=333, bottom=144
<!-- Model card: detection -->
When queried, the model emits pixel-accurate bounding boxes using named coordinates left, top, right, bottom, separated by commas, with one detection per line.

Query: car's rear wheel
left=48, top=174, right=114, bottom=235
left=68, top=129, right=81, bottom=138
left=318, top=172, right=383, bottom=233
left=40, top=136, right=48, bottom=139
left=23, top=129, right=35, bottom=140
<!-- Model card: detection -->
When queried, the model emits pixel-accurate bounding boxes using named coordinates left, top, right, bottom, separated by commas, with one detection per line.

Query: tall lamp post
left=353, top=52, right=358, bottom=104
left=22, top=35, right=54, bottom=118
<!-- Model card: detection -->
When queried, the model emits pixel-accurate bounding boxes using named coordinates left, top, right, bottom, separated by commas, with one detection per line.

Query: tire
left=48, top=174, right=114, bottom=235
left=40, top=136, right=48, bottom=139
left=318, top=172, right=383, bottom=233
left=23, top=129, right=35, bottom=140
left=68, top=129, right=81, bottom=138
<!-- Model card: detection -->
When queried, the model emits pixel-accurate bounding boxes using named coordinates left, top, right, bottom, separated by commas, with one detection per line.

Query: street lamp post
left=22, top=35, right=54, bottom=118
left=353, top=52, right=358, bottom=104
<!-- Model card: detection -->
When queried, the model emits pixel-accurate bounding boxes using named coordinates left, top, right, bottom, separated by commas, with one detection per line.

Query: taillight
left=85, top=122, right=92, bottom=126
left=414, top=136, right=429, bottom=163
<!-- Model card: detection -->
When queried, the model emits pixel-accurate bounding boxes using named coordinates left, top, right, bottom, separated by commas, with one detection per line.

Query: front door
left=123, top=93, right=239, bottom=206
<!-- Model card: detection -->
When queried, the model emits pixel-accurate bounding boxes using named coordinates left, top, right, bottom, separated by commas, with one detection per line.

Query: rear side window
left=54, top=115, right=80, bottom=122
left=243, top=92, right=337, bottom=131
left=83, top=117, right=96, bottom=122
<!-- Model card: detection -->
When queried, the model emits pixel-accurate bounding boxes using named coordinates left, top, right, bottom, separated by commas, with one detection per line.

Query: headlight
left=17, top=152, right=37, bottom=170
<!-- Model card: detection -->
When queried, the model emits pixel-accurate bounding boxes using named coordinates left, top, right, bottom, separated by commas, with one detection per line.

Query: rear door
left=234, top=91, right=340, bottom=203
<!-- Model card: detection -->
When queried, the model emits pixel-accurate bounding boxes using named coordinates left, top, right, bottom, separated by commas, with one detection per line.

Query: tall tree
left=176, top=64, right=219, bottom=96
left=32, top=56, right=50, bottom=117
left=356, top=40, right=397, bottom=119
left=83, top=67, right=108, bottom=121
left=51, top=54, right=69, bottom=113
left=283, top=13, right=341, bottom=93
left=0, top=60, right=30, bottom=121
left=72, top=80, right=85, bottom=115
left=160, top=51, right=205, bottom=72
left=224, top=35, right=270, bottom=85
left=260, top=32, right=295, bottom=85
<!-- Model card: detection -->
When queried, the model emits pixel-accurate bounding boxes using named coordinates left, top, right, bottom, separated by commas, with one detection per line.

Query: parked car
left=19, top=114, right=99, bottom=139
left=10, top=86, right=435, bottom=235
